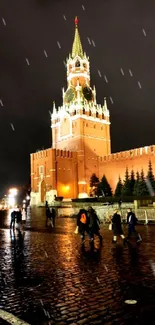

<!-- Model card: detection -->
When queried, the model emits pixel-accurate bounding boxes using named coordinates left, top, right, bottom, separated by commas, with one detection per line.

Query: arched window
left=83, top=108, right=85, bottom=114
left=89, top=110, right=91, bottom=116
left=96, top=112, right=98, bottom=118
left=75, top=60, right=80, bottom=67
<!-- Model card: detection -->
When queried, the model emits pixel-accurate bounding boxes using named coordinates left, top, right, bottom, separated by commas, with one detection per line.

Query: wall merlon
left=101, top=145, right=155, bottom=162
left=55, top=149, right=74, bottom=158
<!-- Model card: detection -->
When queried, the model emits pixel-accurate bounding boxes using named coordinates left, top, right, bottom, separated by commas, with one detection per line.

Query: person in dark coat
left=51, top=208, right=56, bottom=227
left=88, top=207, right=102, bottom=244
left=126, top=208, right=142, bottom=242
left=77, top=208, right=93, bottom=245
left=10, top=210, right=16, bottom=230
left=111, top=210, right=126, bottom=244
left=15, top=207, right=22, bottom=232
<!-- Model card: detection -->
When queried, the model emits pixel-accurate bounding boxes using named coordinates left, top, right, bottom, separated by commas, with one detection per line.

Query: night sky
left=0, top=0, right=155, bottom=195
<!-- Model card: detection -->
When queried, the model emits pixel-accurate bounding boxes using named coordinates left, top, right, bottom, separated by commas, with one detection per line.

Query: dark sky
left=0, top=0, right=155, bottom=195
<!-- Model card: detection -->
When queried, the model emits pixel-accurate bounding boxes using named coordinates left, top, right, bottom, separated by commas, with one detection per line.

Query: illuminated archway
left=40, top=180, right=46, bottom=203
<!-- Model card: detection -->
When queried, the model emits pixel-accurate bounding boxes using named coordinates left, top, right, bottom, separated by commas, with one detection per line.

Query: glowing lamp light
left=9, top=188, right=18, bottom=196
left=8, top=188, right=18, bottom=208
left=8, top=195, right=15, bottom=207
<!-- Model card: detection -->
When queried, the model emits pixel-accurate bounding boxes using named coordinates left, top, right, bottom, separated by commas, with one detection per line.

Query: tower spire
left=72, top=16, right=84, bottom=59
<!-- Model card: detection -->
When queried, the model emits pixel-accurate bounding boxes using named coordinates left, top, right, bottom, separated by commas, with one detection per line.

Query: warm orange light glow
left=62, top=185, right=70, bottom=192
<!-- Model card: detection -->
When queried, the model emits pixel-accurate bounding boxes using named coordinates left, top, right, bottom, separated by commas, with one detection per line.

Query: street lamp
left=8, top=188, right=18, bottom=208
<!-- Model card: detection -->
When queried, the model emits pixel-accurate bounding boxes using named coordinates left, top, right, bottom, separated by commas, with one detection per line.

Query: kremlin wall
left=30, top=18, right=155, bottom=206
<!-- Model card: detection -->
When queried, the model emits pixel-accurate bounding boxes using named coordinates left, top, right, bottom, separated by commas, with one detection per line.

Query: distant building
left=30, top=17, right=155, bottom=205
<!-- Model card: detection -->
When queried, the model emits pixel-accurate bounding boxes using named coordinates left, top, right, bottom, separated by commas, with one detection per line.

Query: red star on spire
left=75, top=16, right=78, bottom=25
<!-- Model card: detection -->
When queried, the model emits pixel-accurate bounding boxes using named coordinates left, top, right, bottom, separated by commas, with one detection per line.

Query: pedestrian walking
left=126, top=208, right=142, bottom=243
left=22, top=207, right=26, bottom=224
left=15, top=207, right=22, bottom=233
left=46, top=201, right=51, bottom=226
left=51, top=207, right=56, bottom=227
left=10, top=210, right=16, bottom=230
left=88, top=207, right=102, bottom=245
left=111, top=210, right=126, bottom=244
left=77, top=208, right=93, bottom=246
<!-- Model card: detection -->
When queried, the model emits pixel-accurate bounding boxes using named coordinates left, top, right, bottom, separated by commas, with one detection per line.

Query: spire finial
left=75, top=16, right=78, bottom=26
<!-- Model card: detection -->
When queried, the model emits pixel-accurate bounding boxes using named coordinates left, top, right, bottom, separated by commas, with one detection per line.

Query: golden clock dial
left=65, top=87, right=75, bottom=103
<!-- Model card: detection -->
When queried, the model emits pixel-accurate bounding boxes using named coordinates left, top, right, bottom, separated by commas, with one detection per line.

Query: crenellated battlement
left=31, top=148, right=52, bottom=160
left=55, top=149, right=74, bottom=158
left=100, top=145, right=155, bottom=162
left=31, top=148, right=76, bottom=161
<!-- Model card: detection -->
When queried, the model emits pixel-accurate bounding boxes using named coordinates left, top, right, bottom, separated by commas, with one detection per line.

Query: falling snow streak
left=63, top=15, right=66, bottom=20
left=2, top=17, right=6, bottom=26
left=0, top=99, right=4, bottom=106
left=57, top=41, right=61, bottom=49
left=129, top=69, right=133, bottom=77
left=110, top=97, right=114, bottom=104
left=98, top=70, right=102, bottom=77
left=104, top=75, right=108, bottom=83
left=10, top=123, right=15, bottom=131
left=142, top=28, right=146, bottom=36
left=92, top=40, right=96, bottom=47
left=44, top=50, right=48, bottom=58
left=87, top=37, right=91, bottom=45
left=138, top=81, right=142, bottom=89
left=82, top=5, right=85, bottom=10
left=25, top=58, right=30, bottom=66
left=120, top=68, right=124, bottom=76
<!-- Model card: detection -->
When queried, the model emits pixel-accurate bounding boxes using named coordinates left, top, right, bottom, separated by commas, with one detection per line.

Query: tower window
left=75, top=60, right=80, bottom=67
left=94, top=125, right=96, bottom=129
left=86, top=123, right=88, bottom=127
left=101, top=126, right=103, bottom=130
left=83, top=108, right=85, bottom=114
left=39, top=165, right=44, bottom=175
left=102, top=113, right=104, bottom=119
left=89, top=111, right=91, bottom=116
left=96, top=112, right=98, bottom=118
left=83, top=63, right=86, bottom=68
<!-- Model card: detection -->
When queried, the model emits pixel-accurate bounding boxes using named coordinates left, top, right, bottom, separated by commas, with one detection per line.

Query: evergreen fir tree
left=98, top=175, right=112, bottom=197
left=130, top=170, right=135, bottom=195
left=89, top=173, right=99, bottom=196
left=122, top=167, right=132, bottom=196
left=136, top=169, right=149, bottom=196
left=133, top=171, right=140, bottom=196
left=147, top=160, right=155, bottom=191
left=114, top=176, right=123, bottom=197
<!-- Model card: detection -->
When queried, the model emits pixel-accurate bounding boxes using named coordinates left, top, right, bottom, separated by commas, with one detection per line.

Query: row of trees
left=90, top=161, right=155, bottom=197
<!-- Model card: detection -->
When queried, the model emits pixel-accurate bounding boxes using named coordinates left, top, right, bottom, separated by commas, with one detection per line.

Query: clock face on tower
left=64, top=87, right=75, bottom=103
left=82, top=86, right=93, bottom=101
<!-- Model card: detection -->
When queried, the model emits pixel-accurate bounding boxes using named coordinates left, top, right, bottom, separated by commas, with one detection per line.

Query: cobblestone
left=0, top=208, right=155, bottom=324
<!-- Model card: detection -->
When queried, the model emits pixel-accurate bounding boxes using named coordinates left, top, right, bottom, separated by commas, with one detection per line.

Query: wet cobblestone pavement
left=0, top=208, right=155, bottom=324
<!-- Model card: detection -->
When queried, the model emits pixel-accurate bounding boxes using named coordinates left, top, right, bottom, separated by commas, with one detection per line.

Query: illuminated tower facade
left=51, top=17, right=111, bottom=197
